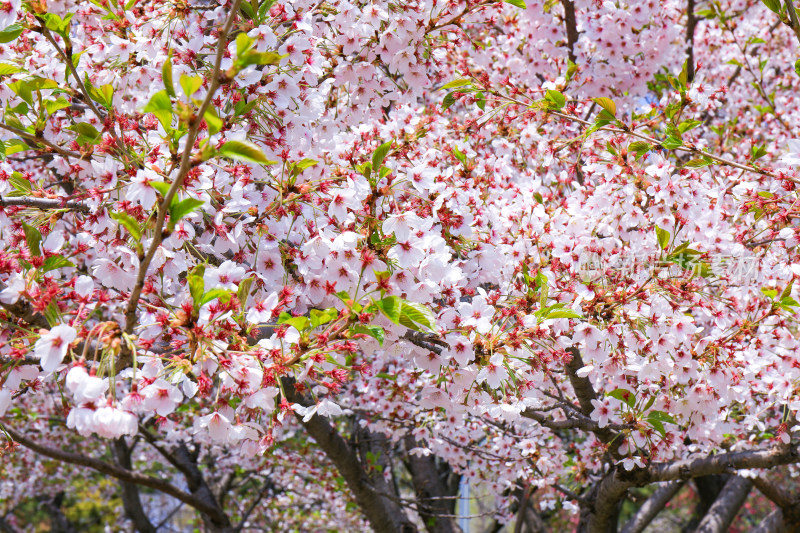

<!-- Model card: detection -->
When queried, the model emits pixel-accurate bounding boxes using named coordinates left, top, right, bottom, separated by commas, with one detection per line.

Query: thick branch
left=686, top=0, right=697, bottom=83
left=619, top=481, right=684, bottom=533
left=560, top=0, right=579, bottom=63
left=2, top=426, right=221, bottom=518
left=564, top=347, right=618, bottom=448
left=644, top=445, right=799, bottom=482
left=403, top=435, right=462, bottom=533
left=694, top=475, right=752, bottom=533
left=111, top=439, right=156, bottom=533
left=282, top=378, right=414, bottom=533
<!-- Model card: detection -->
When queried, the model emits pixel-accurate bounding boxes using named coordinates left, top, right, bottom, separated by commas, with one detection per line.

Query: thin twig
left=0, top=196, right=89, bottom=212
left=123, top=0, right=243, bottom=337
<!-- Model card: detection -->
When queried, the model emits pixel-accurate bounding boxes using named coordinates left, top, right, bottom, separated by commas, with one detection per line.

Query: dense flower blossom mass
left=0, top=0, right=800, bottom=531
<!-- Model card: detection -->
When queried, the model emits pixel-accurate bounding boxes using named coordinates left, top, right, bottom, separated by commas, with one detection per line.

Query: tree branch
left=282, top=377, right=414, bottom=533
left=619, top=481, right=684, bottom=533
left=111, top=438, right=156, bottom=533
left=560, top=0, right=579, bottom=63
left=694, top=475, right=752, bottom=533
left=0, top=196, right=90, bottom=212
left=2, top=425, right=222, bottom=518
left=785, top=0, right=800, bottom=48
left=123, top=0, right=243, bottom=337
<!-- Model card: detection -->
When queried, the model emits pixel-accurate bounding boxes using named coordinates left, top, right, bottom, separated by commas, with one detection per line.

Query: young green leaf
left=218, top=140, right=276, bottom=165
left=169, top=198, right=204, bottom=229
left=310, top=308, right=339, bottom=328
left=351, top=324, right=385, bottom=345
left=162, top=52, right=175, bottom=97
left=442, top=78, right=472, bottom=89
left=110, top=211, right=143, bottom=241
left=41, top=255, right=75, bottom=272
left=592, top=97, right=616, bottom=117
left=22, top=223, right=42, bottom=256
left=545, top=89, right=566, bottom=110
left=375, top=296, right=402, bottom=324
left=188, top=266, right=205, bottom=307
left=401, top=301, right=437, bottom=331
left=0, top=24, right=24, bottom=44
left=607, top=388, right=635, bottom=408
left=372, top=140, right=393, bottom=169
left=655, top=226, right=671, bottom=250
left=143, top=90, right=173, bottom=128
left=179, top=75, right=203, bottom=98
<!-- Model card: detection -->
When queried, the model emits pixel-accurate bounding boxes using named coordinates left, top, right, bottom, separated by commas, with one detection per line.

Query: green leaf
left=751, top=144, right=768, bottom=161
left=442, top=91, right=458, bottom=110
left=44, top=97, right=70, bottom=115
left=8, top=80, right=32, bottom=105
left=40, top=13, right=74, bottom=39
left=543, top=308, right=582, bottom=319
left=41, top=255, right=75, bottom=272
left=351, top=324, right=385, bottom=345
left=110, top=211, right=142, bottom=241
left=0, top=63, right=22, bottom=76
left=375, top=296, right=402, bottom=324
left=592, top=97, right=616, bottom=117
left=188, top=266, right=205, bottom=307
left=235, top=33, right=254, bottom=57
left=649, top=418, right=666, bottom=437
left=545, top=89, right=566, bottom=110
left=629, top=141, right=652, bottom=157
left=655, top=226, right=670, bottom=250
left=218, top=140, right=276, bottom=165
left=453, top=146, right=467, bottom=165
left=677, top=119, right=701, bottom=134
left=503, top=0, right=526, bottom=7
left=67, top=122, right=103, bottom=145
left=476, top=91, right=486, bottom=110
left=240, top=51, right=287, bottom=67
left=290, top=158, right=318, bottom=177
left=607, top=388, right=635, bottom=408
left=277, top=312, right=309, bottom=332
left=179, top=75, right=203, bottom=98
left=780, top=280, right=794, bottom=301
left=761, top=287, right=778, bottom=300
left=646, top=410, right=676, bottom=424
left=201, top=288, right=233, bottom=306
left=795, top=59, right=800, bottom=78
left=169, top=197, right=204, bottom=229
left=682, top=157, right=712, bottom=168
left=150, top=181, right=170, bottom=197
left=22, top=223, right=42, bottom=256
left=372, top=140, right=393, bottom=170
left=401, top=301, right=437, bottom=331
left=760, top=0, right=781, bottom=13
left=0, top=24, right=24, bottom=44
left=162, top=52, right=175, bottom=97
left=662, top=136, right=683, bottom=150
left=204, top=109, right=222, bottom=135
left=442, top=78, right=472, bottom=89
left=310, top=308, right=338, bottom=328
left=237, top=276, right=254, bottom=307
left=87, top=83, right=114, bottom=110
left=143, top=90, right=173, bottom=128
left=9, top=172, right=31, bottom=194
